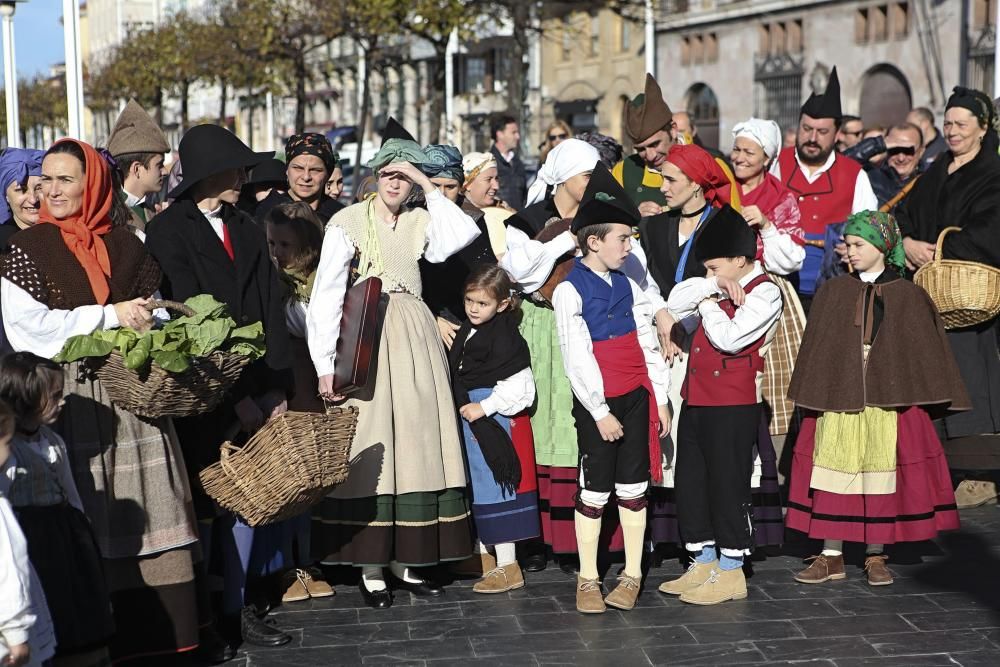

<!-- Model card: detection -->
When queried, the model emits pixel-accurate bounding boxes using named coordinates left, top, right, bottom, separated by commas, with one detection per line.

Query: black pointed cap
left=694, top=205, right=758, bottom=263
left=381, top=117, right=416, bottom=145
left=801, top=66, right=842, bottom=120
left=571, top=163, right=641, bottom=233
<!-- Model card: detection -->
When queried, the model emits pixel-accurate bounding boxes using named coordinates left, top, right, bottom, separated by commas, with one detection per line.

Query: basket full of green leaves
left=55, top=294, right=266, bottom=419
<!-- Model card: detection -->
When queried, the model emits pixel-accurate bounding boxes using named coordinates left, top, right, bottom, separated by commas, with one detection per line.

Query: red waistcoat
left=682, top=273, right=774, bottom=407
left=776, top=147, right=860, bottom=235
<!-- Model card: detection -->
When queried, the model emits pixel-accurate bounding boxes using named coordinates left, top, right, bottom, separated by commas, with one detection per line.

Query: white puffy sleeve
left=306, top=226, right=355, bottom=377
left=553, top=281, right=608, bottom=421
left=760, top=224, right=806, bottom=275
left=500, top=227, right=576, bottom=293
left=623, top=243, right=668, bottom=316
left=423, top=189, right=481, bottom=263
left=0, top=496, right=33, bottom=653
left=479, top=367, right=536, bottom=417
left=852, top=169, right=879, bottom=213
left=630, top=279, right=670, bottom=405
left=1, top=278, right=121, bottom=359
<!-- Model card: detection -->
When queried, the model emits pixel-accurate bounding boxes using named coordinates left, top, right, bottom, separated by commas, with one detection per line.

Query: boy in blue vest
left=553, top=164, right=671, bottom=614
left=661, top=205, right=783, bottom=605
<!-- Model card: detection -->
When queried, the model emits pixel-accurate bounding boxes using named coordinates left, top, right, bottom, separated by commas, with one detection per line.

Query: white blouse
left=760, top=224, right=806, bottom=275
left=665, top=262, right=783, bottom=354
left=457, top=328, right=536, bottom=417
left=307, top=190, right=480, bottom=376
left=553, top=273, right=670, bottom=421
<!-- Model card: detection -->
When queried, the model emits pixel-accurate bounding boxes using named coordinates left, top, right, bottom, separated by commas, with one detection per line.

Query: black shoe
left=196, top=625, right=237, bottom=664
left=523, top=552, right=547, bottom=573
left=359, top=580, right=393, bottom=609
left=388, top=574, right=445, bottom=597
left=558, top=556, right=580, bottom=575
left=240, top=606, right=292, bottom=647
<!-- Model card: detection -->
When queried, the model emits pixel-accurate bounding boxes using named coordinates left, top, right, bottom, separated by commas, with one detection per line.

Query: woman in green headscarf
left=784, top=210, right=970, bottom=588
left=306, top=131, right=480, bottom=608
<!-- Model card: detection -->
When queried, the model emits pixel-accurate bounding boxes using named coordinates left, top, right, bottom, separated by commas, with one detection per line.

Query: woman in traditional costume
left=0, top=139, right=201, bottom=664
left=786, top=211, right=968, bottom=586
left=308, top=132, right=478, bottom=609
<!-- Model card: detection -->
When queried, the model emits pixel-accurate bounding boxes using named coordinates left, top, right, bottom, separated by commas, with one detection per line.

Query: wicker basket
left=94, top=299, right=252, bottom=418
left=199, top=406, right=358, bottom=527
left=914, top=226, right=1000, bottom=329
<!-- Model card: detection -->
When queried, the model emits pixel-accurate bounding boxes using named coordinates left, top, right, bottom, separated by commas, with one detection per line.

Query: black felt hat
left=694, top=205, right=758, bottom=263
left=246, top=158, right=287, bottom=186
left=170, top=124, right=274, bottom=199
left=801, top=66, right=842, bottom=120
left=570, top=162, right=641, bottom=233
left=381, top=117, right=416, bottom=145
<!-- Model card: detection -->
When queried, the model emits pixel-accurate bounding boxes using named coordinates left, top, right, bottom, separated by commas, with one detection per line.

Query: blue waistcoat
left=564, top=258, right=636, bottom=342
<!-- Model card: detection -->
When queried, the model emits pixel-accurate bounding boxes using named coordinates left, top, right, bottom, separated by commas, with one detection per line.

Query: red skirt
left=786, top=406, right=959, bottom=544
left=536, top=464, right=624, bottom=554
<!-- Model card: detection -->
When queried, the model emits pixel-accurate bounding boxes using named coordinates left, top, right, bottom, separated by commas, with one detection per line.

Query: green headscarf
left=843, top=210, right=906, bottom=276
left=366, top=138, right=428, bottom=172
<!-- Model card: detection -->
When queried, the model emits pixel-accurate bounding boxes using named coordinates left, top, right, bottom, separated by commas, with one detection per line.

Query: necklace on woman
left=679, top=203, right=709, bottom=218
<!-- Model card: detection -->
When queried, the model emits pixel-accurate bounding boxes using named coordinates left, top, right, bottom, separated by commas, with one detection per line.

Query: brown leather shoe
left=605, top=574, right=641, bottom=610
left=473, top=564, right=525, bottom=594
left=576, top=576, right=606, bottom=614
left=794, top=554, right=846, bottom=584
left=452, top=552, right=496, bottom=578
left=864, top=555, right=893, bottom=586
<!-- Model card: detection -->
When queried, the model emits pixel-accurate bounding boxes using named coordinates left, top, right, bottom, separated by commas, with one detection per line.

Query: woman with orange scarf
left=0, top=139, right=202, bottom=665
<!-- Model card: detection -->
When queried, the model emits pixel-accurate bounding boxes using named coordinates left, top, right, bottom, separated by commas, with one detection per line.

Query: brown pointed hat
left=107, top=99, right=172, bottom=157
left=625, top=74, right=673, bottom=143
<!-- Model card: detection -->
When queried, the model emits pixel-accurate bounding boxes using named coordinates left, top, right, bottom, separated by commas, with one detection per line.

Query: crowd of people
left=0, top=63, right=998, bottom=667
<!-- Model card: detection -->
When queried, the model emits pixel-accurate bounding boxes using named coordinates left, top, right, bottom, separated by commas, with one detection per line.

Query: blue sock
left=719, top=554, right=744, bottom=571
left=693, top=545, right=716, bottom=564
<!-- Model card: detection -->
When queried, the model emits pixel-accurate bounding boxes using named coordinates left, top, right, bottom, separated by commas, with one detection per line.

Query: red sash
left=592, top=330, right=662, bottom=483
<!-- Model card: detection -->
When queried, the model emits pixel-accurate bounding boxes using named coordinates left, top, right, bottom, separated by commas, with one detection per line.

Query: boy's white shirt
left=665, top=261, right=783, bottom=354
left=553, top=266, right=670, bottom=422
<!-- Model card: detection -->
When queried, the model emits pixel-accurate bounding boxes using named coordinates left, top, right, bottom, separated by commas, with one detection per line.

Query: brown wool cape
left=787, top=274, right=971, bottom=414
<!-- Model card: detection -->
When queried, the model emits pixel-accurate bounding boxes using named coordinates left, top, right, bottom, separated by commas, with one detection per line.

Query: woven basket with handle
left=913, top=226, right=1000, bottom=329
left=95, top=299, right=251, bottom=418
left=199, top=406, right=358, bottom=527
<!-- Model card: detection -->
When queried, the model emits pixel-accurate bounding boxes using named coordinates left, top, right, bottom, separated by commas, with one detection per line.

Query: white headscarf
left=732, top=117, right=782, bottom=159
left=462, top=151, right=497, bottom=183
left=525, top=139, right=600, bottom=206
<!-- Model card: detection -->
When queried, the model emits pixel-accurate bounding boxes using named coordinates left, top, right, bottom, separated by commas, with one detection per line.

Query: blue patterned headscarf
left=421, top=144, right=464, bottom=182
left=0, top=148, right=44, bottom=223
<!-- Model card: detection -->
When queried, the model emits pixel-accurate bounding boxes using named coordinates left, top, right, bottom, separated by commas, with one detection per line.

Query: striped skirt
left=786, top=406, right=960, bottom=544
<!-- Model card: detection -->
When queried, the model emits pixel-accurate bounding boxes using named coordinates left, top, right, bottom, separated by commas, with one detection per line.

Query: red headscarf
left=38, top=139, right=115, bottom=305
left=664, top=143, right=736, bottom=208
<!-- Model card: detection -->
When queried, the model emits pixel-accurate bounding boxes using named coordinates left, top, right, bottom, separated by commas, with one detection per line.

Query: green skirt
left=520, top=300, right=579, bottom=468
left=312, top=489, right=473, bottom=567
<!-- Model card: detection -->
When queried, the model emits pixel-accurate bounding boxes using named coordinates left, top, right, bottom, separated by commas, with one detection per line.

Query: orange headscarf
left=38, top=139, right=115, bottom=305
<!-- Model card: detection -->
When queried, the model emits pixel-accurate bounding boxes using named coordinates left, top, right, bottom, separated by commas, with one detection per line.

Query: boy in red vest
left=553, top=164, right=671, bottom=614
left=660, top=205, right=784, bottom=605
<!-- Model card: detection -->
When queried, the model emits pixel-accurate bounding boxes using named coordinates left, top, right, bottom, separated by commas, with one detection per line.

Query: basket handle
left=147, top=299, right=196, bottom=317
left=933, top=227, right=962, bottom=263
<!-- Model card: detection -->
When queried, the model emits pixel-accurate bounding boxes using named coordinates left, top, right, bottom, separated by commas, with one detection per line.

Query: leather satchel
left=334, top=276, right=387, bottom=397
left=533, top=217, right=576, bottom=306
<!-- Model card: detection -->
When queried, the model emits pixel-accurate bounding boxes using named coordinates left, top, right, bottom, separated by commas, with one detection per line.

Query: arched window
left=860, top=64, right=912, bottom=129
left=684, top=82, right=721, bottom=149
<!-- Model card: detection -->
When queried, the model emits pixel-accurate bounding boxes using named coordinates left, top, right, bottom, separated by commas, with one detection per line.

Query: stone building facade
left=655, top=0, right=993, bottom=151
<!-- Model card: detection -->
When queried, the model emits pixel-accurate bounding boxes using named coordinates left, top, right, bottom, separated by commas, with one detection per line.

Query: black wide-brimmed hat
left=247, top=158, right=287, bottom=186
left=170, top=124, right=274, bottom=199
left=694, top=204, right=758, bottom=263
left=571, top=162, right=640, bottom=233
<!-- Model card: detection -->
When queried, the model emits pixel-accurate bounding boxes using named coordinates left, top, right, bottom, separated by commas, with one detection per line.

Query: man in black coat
left=489, top=114, right=528, bottom=210
left=145, top=124, right=294, bottom=652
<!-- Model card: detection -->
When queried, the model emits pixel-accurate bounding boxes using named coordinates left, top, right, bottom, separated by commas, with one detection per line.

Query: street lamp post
left=62, top=0, right=84, bottom=140
left=0, top=0, right=24, bottom=148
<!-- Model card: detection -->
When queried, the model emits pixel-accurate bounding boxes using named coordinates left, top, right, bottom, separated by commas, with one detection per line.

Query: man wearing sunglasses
left=852, top=123, right=926, bottom=210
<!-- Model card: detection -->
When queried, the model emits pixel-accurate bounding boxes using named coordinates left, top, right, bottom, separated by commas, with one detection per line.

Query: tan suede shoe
left=658, top=560, right=718, bottom=595
left=794, top=554, right=846, bottom=584
left=281, top=570, right=310, bottom=603
left=451, top=552, right=497, bottom=578
left=864, top=555, right=894, bottom=586
left=300, top=568, right=335, bottom=598
left=679, top=567, right=748, bottom=605
left=605, top=574, right=641, bottom=610
left=473, top=564, right=525, bottom=594
left=576, top=576, right=606, bottom=614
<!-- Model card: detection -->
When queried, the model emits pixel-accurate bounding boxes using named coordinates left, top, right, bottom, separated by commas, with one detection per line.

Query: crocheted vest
left=0, top=223, right=161, bottom=309
left=335, top=202, right=429, bottom=296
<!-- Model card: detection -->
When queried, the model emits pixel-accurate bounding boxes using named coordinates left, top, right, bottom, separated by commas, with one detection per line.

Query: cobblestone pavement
left=237, top=506, right=1000, bottom=666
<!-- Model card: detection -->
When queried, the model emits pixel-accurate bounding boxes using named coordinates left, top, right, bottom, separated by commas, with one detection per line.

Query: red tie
left=221, top=222, right=235, bottom=262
